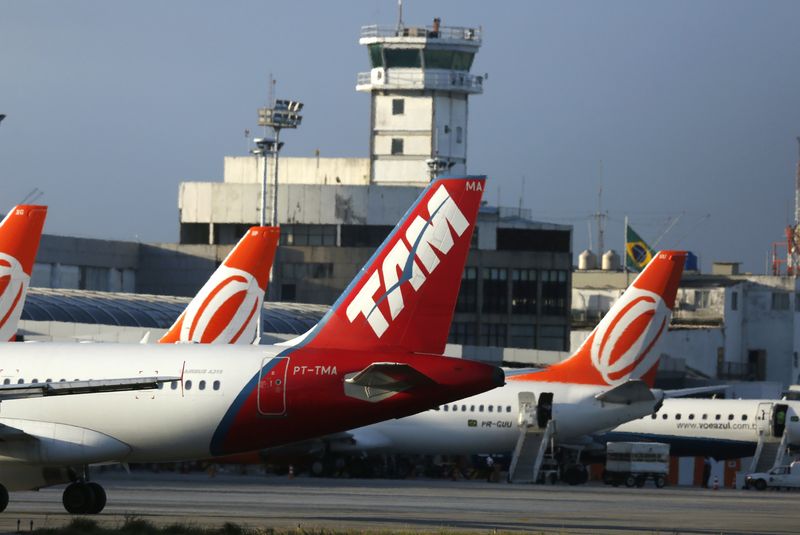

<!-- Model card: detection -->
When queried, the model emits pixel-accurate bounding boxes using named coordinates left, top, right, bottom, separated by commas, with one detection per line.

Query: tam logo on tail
left=346, top=184, right=470, bottom=338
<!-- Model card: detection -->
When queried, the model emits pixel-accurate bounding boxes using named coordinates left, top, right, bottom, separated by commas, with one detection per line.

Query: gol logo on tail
left=0, top=253, right=28, bottom=340
left=180, top=266, right=264, bottom=344
left=590, top=287, right=669, bottom=385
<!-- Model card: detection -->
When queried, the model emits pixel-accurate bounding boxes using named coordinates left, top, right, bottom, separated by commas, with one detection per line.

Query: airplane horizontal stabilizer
left=0, top=376, right=181, bottom=401
left=344, top=362, right=435, bottom=402
left=663, top=385, right=728, bottom=398
left=595, top=379, right=655, bottom=404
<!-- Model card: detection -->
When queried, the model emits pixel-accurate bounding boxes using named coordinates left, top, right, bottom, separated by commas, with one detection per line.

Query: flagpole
left=624, top=215, right=629, bottom=276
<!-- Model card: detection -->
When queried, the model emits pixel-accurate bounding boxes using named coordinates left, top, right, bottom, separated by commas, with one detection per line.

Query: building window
left=456, top=267, right=478, bottom=313
left=509, top=324, right=535, bottom=349
left=391, top=138, right=404, bottom=155
left=731, top=291, right=738, bottom=311
left=280, top=224, right=336, bottom=246
left=456, top=126, right=463, bottom=144
left=539, top=324, right=567, bottom=351
left=281, top=284, right=296, bottom=301
left=340, top=225, right=393, bottom=247
left=496, top=228, right=570, bottom=253
left=449, top=322, right=477, bottom=346
left=482, top=268, right=508, bottom=314
left=281, top=262, right=334, bottom=280
left=392, top=98, right=404, bottom=115
left=772, top=292, right=790, bottom=311
left=511, top=269, right=537, bottom=314
left=541, top=270, right=568, bottom=315
left=480, top=323, right=507, bottom=347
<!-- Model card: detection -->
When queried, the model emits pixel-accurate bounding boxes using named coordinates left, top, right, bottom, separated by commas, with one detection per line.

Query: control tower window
left=392, top=98, right=405, bottom=115
left=391, top=138, right=404, bottom=155
left=424, top=49, right=454, bottom=69
left=368, top=44, right=384, bottom=68
left=384, top=48, right=421, bottom=68
left=452, top=51, right=475, bottom=71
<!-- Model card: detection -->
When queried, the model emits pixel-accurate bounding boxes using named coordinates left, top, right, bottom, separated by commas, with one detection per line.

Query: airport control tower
left=357, top=18, right=483, bottom=185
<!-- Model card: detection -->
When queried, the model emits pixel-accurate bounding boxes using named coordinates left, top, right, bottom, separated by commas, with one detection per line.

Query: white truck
left=745, top=461, right=800, bottom=491
left=603, top=442, right=670, bottom=488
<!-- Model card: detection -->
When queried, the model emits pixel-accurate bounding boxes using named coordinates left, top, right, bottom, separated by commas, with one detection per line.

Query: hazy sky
left=2, top=1, right=799, bottom=273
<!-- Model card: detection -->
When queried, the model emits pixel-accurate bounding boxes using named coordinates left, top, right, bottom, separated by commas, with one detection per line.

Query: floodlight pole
left=271, top=128, right=281, bottom=227
left=260, top=147, right=269, bottom=227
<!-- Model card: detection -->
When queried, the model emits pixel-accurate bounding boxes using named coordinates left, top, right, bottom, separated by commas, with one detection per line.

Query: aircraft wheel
left=63, top=482, right=95, bottom=514
left=754, top=479, right=767, bottom=491
left=86, top=482, right=106, bottom=514
left=635, top=476, right=647, bottom=488
left=654, top=475, right=666, bottom=488
left=625, top=475, right=636, bottom=488
left=0, top=484, right=8, bottom=513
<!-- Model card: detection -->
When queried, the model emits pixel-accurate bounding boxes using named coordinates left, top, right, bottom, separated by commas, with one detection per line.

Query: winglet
left=0, top=205, right=48, bottom=342
left=159, top=226, right=280, bottom=344
left=511, top=251, right=686, bottom=387
left=297, top=177, right=486, bottom=355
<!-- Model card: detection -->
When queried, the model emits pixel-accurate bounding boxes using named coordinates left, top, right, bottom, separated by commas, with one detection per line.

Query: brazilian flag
left=626, top=225, right=654, bottom=272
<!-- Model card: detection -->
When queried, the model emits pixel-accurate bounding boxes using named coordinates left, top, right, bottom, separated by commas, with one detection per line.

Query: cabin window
left=715, top=414, right=721, bottom=420
left=741, top=414, right=748, bottom=421
left=479, top=405, right=484, bottom=412
left=461, top=405, right=467, bottom=412
left=452, top=405, right=458, bottom=411
left=157, top=383, right=163, bottom=390
left=675, top=414, right=682, bottom=420
left=662, top=414, right=668, bottom=420
left=2, top=379, right=8, bottom=385
left=443, top=405, right=449, bottom=412
left=506, top=406, right=512, bottom=413
left=199, top=380, right=206, bottom=391
left=45, top=378, right=52, bottom=383
left=651, top=414, right=657, bottom=419
left=185, top=380, right=192, bottom=390
left=470, top=405, right=475, bottom=412
left=728, top=414, right=734, bottom=420
left=702, top=414, right=708, bottom=420
left=488, top=405, right=494, bottom=413
left=17, top=379, right=24, bottom=384
left=688, top=414, right=695, bottom=420
left=59, top=379, right=66, bottom=382
left=171, top=381, right=178, bottom=390
left=791, top=416, right=799, bottom=422
left=32, top=379, right=38, bottom=384
left=213, top=380, right=220, bottom=391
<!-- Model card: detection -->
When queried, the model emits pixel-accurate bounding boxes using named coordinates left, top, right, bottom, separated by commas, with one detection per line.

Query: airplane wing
left=595, top=379, right=656, bottom=404
left=0, top=376, right=180, bottom=401
left=344, top=363, right=436, bottom=402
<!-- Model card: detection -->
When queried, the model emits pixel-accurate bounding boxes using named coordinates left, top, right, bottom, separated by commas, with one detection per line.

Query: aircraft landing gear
left=62, top=481, right=106, bottom=514
left=562, top=463, right=589, bottom=486
left=0, top=484, right=8, bottom=513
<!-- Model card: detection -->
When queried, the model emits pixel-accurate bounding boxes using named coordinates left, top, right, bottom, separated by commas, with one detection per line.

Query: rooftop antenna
left=593, top=160, right=607, bottom=253
left=397, top=0, right=404, bottom=32
left=19, top=187, right=43, bottom=204
left=518, top=175, right=526, bottom=215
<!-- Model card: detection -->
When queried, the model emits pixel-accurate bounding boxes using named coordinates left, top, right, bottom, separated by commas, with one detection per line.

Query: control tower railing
left=360, top=24, right=481, bottom=42
left=356, top=70, right=483, bottom=93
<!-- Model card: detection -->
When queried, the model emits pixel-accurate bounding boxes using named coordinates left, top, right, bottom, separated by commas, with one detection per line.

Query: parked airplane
left=0, top=205, right=47, bottom=342
left=0, top=176, right=503, bottom=514
left=159, top=226, right=280, bottom=344
left=602, top=397, right=800, bottom=461
left=316, top=251, right=687, bottom=483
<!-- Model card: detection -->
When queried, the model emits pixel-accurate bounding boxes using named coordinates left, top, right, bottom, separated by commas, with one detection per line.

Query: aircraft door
left=773, top=404, right=788, bottom=437
left=537, top=392, right=554, bottom=429
left=517, top=392, right=536, bottom=428
left=258, top=357, right=289, bottom=416
left=756, top=402, right=773, bottom=436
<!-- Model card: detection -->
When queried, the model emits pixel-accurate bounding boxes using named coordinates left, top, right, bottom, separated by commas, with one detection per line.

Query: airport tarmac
left=1, top=472, right=795, bottom=534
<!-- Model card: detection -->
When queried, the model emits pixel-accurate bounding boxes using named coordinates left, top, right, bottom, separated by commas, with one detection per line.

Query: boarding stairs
left=509, top=418, right=557, bottom=483
left=748, top=429, right=790, bottom=474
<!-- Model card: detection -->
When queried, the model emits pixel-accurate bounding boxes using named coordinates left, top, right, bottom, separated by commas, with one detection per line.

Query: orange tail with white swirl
left=0, top=205, right=48, bottom=342
left=159, top=226, right=280, bottom=345
left=510, top=251, right=686, bottom=387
